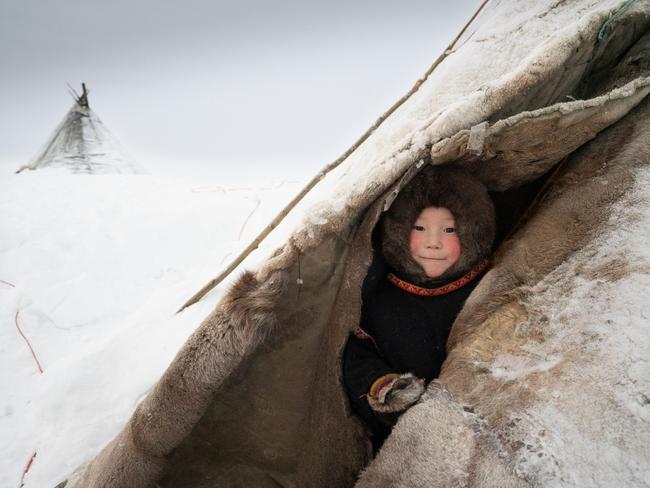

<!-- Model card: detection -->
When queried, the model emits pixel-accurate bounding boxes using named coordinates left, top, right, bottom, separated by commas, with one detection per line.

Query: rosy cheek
left=409, top=230, right=422, bottom=256
left=446, top=236, right=462, bottom=264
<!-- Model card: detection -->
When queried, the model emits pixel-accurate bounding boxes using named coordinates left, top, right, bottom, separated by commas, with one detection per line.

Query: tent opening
left=364, top=163, right=554, bottom=285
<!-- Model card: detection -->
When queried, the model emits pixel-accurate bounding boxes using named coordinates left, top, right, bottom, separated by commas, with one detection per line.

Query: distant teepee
left=16, top=83, right=145, bottom=174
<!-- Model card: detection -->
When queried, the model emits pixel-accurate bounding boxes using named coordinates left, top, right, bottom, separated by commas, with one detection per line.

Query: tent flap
left=63, top=1, right=650, bottom=487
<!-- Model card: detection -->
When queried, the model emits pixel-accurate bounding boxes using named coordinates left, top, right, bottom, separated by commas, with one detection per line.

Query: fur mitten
left=367, top=373, right=425, bottom=414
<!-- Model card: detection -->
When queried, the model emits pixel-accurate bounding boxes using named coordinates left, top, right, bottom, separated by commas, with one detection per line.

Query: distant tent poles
left=16, top=83, right=145, bottom=175
left=67, top=82, right=89, bottom=109
left=176, top=0, right=493, bottom=313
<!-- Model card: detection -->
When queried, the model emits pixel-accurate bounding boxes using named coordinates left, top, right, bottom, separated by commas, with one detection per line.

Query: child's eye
left=443, top=227, right=456, bottom=234
left=413, top=225, right=425, bottom=231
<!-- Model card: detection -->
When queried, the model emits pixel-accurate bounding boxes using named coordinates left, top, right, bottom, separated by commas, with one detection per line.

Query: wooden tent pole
left=177, top=0, right=492, bottom=314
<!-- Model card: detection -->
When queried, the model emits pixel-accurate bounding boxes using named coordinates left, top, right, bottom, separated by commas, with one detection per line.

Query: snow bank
left=0, top=169, right=302, bottom=487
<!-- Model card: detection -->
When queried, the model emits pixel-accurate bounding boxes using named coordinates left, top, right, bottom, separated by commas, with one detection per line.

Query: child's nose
left=426, top=233, right=441, bottom=249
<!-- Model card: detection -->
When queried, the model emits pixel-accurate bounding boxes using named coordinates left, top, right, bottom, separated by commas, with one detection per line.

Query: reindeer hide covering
left=65, top=1, right=650, bottom=487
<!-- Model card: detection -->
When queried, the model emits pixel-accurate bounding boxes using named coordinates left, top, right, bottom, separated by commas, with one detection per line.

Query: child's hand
left=367, top=373, right=425, bottom=414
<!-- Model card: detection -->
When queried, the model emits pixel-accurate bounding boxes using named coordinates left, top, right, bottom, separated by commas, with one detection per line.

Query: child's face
left=409, top=206, right=461, bottom=278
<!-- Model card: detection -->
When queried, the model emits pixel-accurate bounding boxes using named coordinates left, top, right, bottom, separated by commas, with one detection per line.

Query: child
left=342, top=165, right=496, bottom=450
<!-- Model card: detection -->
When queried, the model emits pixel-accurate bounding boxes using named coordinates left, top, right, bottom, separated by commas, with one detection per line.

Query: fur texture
left=382, top=165, right=495, bottom=285
left=65, top=270, right=286, bottom=487
left=355, top=382, right=533, bottom=488
left=60, top=3, right=650, bottom=487
left=367, top=373, right=426, bottom=414
left=357, top=74, right=650, bottom=488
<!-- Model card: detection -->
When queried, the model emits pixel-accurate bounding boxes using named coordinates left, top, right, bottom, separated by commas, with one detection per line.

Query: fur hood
left=381, top=165, right=496, bottom=285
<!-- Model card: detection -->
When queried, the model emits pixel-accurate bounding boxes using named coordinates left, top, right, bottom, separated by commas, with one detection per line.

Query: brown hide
left=63, top=2, right=650, bottom=487
left=161, top=235, right=368, bottom=487
left=357, top=69, right=650, bottom=488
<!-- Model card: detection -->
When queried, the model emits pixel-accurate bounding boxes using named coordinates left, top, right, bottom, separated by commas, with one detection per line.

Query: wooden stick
left=19, top=452, right=37, bottom=488
left=177, top=0, right=492, bottom=313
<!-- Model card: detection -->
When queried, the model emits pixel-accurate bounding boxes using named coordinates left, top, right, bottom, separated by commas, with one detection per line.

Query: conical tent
left=16, top=84, right=144, bottom=175
left=63, top=1, right=650, bottom=486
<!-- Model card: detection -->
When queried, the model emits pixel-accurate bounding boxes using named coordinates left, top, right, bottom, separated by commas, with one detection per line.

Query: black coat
left=342, top=262, right=486, bottom=446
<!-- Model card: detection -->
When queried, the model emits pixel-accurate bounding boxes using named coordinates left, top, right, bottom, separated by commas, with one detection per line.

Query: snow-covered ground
left=0, top=168, right=304, bottom=487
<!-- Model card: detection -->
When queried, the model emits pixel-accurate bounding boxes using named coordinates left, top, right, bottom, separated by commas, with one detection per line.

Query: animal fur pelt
left=64, top=271, right=287, bottom=487
left=63, top=1, right=650, bottom=487
left=356, top=87, right=650, bottom=488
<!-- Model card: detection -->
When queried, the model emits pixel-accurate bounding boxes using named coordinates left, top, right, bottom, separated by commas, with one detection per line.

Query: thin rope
left=15, top=311, right=44, bottom=374
left=598, top=0, right=640, bottom=41
left=297, top=253, right=303, bottom=299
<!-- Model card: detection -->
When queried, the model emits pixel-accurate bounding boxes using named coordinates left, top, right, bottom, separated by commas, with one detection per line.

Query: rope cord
left=15, top=311, right=44, bottom=374
left=598, top=0, right=640, bottom=41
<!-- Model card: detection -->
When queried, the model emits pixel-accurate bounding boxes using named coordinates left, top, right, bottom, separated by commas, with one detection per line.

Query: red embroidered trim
left=387, top=258, right=490, bottom=297
left=368, top=373, right=400, bottom=399
left=373, top=380, right=395, bottom=399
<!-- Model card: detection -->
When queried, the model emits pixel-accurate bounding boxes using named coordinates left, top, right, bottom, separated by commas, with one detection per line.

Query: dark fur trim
left=381, top=165, right=495, bottom=284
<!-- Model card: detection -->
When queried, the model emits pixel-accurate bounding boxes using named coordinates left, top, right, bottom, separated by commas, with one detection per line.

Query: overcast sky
left=1, top=1, right=478, bottom=180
